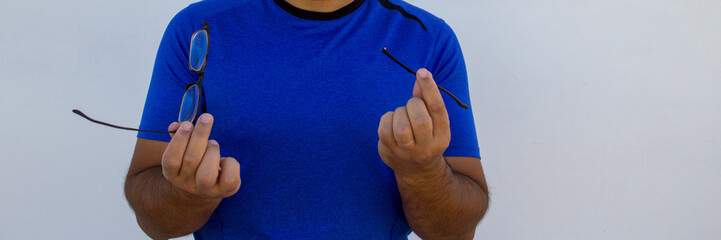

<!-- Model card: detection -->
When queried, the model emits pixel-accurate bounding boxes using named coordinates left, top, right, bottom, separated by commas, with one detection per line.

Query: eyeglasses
left=73, top=21, right=211, bottom=133
left=382, top=47, right=468, bottom=109
left=181, top=20, right=210, bottom=124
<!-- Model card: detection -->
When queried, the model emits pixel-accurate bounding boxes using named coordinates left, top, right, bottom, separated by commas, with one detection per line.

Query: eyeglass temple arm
left=381, top=47, right=469, bottom=109
left=72, top=109, right=176, bottom=133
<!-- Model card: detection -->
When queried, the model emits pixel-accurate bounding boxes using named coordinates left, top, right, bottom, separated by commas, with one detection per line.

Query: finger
left=406, top=97, right=433, bottom=145
left=179, top=113, right=214, bottom=179
left=416, top=68, right=450, bottom=137
left=195, top=140, right=221, bottom=191
left=168, top=122, right=180, bottom=138
left=217, top=157, right=241, bottom=198
left=392, top=107, right=415, bottom=148
left=378, top=111, right=397, bottom=150
left=162, top=121, right=193, bottom=179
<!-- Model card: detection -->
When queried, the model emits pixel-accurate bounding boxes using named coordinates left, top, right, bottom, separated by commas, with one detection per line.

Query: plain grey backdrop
left=2, top=0, right=720, bottom=239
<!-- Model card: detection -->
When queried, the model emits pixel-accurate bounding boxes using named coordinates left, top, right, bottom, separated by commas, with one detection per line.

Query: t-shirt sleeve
left=137, top=8, right=201, bottom=142
left=426, top=21, right=481, bottom=159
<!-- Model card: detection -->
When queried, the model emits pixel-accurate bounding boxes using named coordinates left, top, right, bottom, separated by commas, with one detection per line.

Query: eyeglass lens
left=190, top=30, right=208, bottom=71
left=178, top=84, right=201, bottom=123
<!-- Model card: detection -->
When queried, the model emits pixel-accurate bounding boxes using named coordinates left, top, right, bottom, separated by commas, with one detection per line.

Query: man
left=125, top=0, right=489, bottom=239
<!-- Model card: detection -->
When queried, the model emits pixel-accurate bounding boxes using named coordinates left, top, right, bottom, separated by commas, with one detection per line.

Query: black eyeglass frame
left=73, top=30, right=468, bottom=133
left=180, top=20, right=210, bottom=125
left=382, top=47, right=469, bottom=109
left=73, top=21, right=211, bottom=134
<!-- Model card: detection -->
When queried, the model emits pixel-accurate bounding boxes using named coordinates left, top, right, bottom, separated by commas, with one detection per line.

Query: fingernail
left=199, top=114, right=212, bottom=124
left=181, top=122, right=192, bottom=131
left=208, top=139, right=218, bottom=146
left=419, top=69, right=429, bottom=79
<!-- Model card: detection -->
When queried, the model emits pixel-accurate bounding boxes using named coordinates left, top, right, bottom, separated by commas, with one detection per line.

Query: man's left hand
left=378, top=68, right=451, bottom=178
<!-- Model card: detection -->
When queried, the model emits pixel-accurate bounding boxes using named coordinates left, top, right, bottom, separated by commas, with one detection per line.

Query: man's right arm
left=124, top=114, right=241, bottom=239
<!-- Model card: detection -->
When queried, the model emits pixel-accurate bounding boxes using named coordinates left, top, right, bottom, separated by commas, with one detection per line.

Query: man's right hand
left=163, top=113, right=241, bottom=199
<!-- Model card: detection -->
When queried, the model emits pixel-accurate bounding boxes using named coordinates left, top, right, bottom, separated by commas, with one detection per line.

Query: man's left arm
left=378, top=69, right=489, bottom=240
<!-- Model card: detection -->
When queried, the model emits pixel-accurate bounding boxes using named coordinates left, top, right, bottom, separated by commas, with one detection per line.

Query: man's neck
left=284, top=0, right=355, bottom=13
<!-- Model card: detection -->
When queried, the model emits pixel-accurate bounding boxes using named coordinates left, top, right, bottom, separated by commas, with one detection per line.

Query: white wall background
left=1, top=0, right=720, bottom=239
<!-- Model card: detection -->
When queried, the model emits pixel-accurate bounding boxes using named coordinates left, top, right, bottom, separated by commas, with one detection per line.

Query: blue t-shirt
left=138, top=0, right=480, bottom=239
